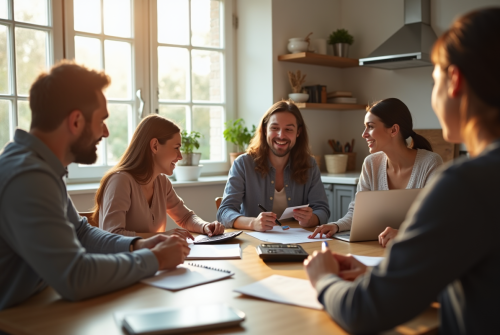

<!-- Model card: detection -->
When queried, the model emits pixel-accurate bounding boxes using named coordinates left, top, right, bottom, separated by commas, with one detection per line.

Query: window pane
left=106, top=103, right=130, bottom=165
left=0, top=100, right=10, bottom=149
left=0, top=25, right=9, bottom=94
left=157, top=0, right=189, bottom=45
left=14, top=0, right=48, bottom=26
left=158, top=46, right=189, bottom=101
left=17, top=100, right=30, bottom=131
left=0, top=0, right=8, bottom=20
left=103, top=0, right=131, bottom=38
left=192, top=105, right=223, bottom=161
left=191, top=50, right=222, bottom=102
left=191, top=0, right=221, bottom=48
left=104, top=40, right=131, bottom=100
left=74, top=0, right=101, bottom=34
left=158, top=105, right=187, bottom=130
left=15, top=27, right=48, bottom=96
left=75, top=36, right=102, bottom=70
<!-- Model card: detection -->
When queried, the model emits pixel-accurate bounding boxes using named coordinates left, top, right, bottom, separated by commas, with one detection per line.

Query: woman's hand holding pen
left=203, top=221, right=225, bottom=237
left=251, top=212, right=276, bottom=231
left=304, top=243, right=339, bottom=287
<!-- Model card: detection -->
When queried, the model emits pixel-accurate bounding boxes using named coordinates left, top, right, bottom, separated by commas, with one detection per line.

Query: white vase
left=174, top=165, right=203, bottom=181
left=287, top=38, right=308, bottom=54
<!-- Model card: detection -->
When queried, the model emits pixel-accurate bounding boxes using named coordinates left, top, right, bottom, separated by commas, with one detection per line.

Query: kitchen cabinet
left=324, top=183, right=357, bottom=222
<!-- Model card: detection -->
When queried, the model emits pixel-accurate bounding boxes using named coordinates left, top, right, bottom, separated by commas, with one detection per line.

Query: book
left=234, top=275, right=323, bottom=310
left=327, top=91, right=353, bottom=98
left=141, top=264, right=234, bottom=291
left=187, top=244, right=241, bottom=260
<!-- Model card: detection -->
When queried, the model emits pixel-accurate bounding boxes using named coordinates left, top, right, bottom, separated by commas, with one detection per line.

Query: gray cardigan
left=0, top=130, right=158, bottom=310
left=315, top=139, right=500, bottom=334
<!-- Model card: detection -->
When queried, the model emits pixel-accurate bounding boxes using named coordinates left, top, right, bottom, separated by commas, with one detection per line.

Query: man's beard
left=71, top=125, right=101, bottom=164
left=268, top=139, right=293, bottom=157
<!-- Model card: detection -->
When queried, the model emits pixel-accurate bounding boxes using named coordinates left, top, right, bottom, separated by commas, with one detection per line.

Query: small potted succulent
left=328, top=29, right=354, bottom=58
left=223, top=119, right=256, bottom=165
left=175, top=130, right=203, bottom=181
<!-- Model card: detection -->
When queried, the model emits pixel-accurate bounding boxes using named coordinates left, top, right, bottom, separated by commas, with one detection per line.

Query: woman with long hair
left=94, top=114, right=224, bottom=237
left=309, top=98, right=443, bottom=246
left=304, top=8, right=500, bottom=334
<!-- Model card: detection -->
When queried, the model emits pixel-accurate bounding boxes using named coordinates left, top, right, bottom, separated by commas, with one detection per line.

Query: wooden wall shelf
left=278, top=52, right=359, bottom=68
left=295, top=103, right=366, bottom=110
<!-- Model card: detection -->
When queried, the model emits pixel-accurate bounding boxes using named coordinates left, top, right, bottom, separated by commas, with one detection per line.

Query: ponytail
left=409, top=131, right=433, bottom=151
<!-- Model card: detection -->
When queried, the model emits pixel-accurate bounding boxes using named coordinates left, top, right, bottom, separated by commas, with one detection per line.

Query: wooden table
left=0, top=223, right=438, bottom=335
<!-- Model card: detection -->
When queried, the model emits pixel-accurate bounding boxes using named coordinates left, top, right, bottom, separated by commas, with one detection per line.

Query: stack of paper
left=246, top=226, right=331, bottom=244
left=187, top=244, right=241, bottom=260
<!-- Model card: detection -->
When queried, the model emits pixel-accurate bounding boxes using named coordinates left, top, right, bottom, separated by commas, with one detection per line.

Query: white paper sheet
left=187, top=244, right=241, bottom=260
left=234, top=275, right=323, bottom=310
left=278, top=204, right=310, bottom=220
left=352, top=255, right=384, bottom=266
left=246, top=226, right=332, bottom=244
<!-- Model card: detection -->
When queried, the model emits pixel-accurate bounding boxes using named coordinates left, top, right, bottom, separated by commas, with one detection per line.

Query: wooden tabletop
left=0, top=223, right=438, bottom=335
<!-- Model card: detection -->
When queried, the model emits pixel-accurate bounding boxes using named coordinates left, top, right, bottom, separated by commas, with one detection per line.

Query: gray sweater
left=336, top=149, right=443, bottom=232
left=315, top=139, right=500, bottom=334
left=0, top=130, right=158, bottom=310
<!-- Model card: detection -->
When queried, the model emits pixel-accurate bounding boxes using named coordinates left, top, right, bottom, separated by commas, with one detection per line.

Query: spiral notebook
left=141, top=263, right=234, bottom=291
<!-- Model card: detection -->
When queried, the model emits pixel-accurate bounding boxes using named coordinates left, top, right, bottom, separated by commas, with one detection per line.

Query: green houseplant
left=328, top=29, right=354, bottom=57
left=175, top=130, right=203, bottom=181
left=223, top=119, right=256, bottom=165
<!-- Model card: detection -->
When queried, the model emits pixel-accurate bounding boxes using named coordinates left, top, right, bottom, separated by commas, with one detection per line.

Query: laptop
left=333, top=188, right=422, bottom=242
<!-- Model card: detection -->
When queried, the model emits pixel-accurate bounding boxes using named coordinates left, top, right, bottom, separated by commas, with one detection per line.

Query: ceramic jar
left=287, top=38, right=308, bottom=54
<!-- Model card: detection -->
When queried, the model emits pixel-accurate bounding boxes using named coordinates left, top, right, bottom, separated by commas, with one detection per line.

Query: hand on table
left=308, top=223, right=338, bottom=239
left=378, top=227, right=398, bottom=248
left=304, top=248, right=339, bottom=287
left=333, top=253, right=367, bottom=281
left=251, top=212, right=277, bottom=231
left=165, top=228, right=195, bottom=241
left=149, top=235, right=190, bottom=270
left=203, top=221, right=225, bottom=237
left=293, top=206, right=313, bottom=226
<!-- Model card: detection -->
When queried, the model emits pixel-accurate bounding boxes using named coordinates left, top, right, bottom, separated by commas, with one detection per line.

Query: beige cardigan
left=99, top=171, right=206, bottom=236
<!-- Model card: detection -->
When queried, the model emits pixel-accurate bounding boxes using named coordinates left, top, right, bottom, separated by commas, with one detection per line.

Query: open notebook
left=141, top=264, right=234, bottom=291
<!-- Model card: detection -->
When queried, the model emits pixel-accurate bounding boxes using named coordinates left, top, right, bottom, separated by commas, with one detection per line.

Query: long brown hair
left=367, top=98, right=433, bottom=151
left=431, top=8, right=500, bottom=130
left=92, top=114, right=180, bottom=221
left=247, top=100, right=311, bottom=184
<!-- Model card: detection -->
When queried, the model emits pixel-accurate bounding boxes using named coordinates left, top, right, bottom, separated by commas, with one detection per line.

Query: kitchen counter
left=320, top=171, right=360, bottom=185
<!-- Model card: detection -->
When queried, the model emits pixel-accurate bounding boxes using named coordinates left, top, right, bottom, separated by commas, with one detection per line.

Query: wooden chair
left=215, top=197, right=223, bottom=210
left=79, top=211, right=98, bottom=227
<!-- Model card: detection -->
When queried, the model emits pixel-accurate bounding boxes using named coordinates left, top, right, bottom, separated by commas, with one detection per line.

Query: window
left=0, top=0, right=234, bottom=181
left=0, top=0, right=63, bottom=149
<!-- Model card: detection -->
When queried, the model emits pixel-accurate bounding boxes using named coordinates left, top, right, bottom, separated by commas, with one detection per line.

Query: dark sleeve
left=307, top=158, right=330, bottom=224
left=217, top=157, right=246, bottom=228
left=315, top=166, right=494, bottom=333
left=2, top=172, right=158, bottom=302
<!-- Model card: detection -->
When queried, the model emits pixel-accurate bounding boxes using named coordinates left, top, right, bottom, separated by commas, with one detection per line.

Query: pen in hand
left=257, top=204, right=289, bottom=230
left=322, top=241, right=329, bottom=251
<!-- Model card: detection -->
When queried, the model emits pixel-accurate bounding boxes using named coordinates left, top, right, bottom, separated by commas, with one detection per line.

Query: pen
left=258, top=204, right=282, bottom=226
left=322, top=241, right=329, bottom=251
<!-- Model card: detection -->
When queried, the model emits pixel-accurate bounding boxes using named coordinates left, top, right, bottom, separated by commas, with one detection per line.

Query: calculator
left=256, top=244, right=309, bottom=262
left=193, top=231, right=243, bottom=244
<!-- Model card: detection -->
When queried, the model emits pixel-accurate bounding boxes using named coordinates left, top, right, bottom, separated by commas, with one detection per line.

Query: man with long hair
left=217, top=100, right=329, bottom=231
left=0, top=61, right=189, bottom=310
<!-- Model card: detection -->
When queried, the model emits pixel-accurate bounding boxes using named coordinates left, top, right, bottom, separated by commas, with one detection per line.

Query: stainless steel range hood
left=359, top=0, right=437, bottom=70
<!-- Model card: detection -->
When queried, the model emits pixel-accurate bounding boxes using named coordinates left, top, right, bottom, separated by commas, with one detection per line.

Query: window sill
left=66, top=175, right=229, bottom=195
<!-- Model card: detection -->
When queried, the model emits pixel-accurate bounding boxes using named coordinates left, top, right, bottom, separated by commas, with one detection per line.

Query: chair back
left=79, top=212, right=98, bottom=227
left=215, top=197, right=223, bottom=210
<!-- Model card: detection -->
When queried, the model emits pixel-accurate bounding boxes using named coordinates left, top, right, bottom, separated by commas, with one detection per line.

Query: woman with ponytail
left=310, top=98, right=443, bottom=246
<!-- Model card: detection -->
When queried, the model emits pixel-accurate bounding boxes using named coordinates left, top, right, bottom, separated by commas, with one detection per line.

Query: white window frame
left=64, top=0, right=149, bottom=182
left=0, top=0, right=63, bottom=143
left=150, top=0, right=234, bottom=175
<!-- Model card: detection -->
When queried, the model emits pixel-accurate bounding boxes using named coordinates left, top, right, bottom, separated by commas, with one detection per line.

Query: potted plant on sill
left=223, top=118, right=256, bottom=166
left=175, top=130, right=203, bottom=181
left=328, top=28, right=354, bottom=58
